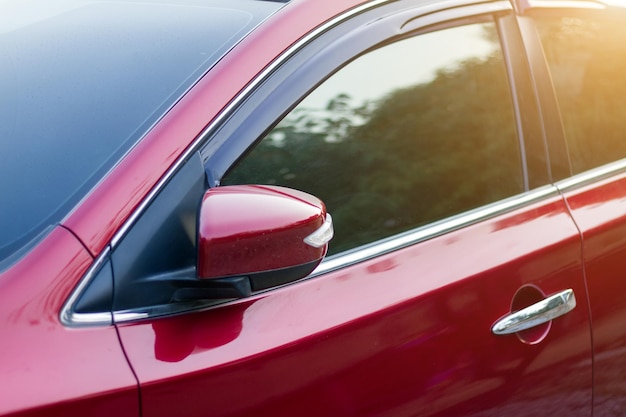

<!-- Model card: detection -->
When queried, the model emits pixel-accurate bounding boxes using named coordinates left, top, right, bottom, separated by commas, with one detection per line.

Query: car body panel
left=0, top=0, right=614, bottom=415
left=117, top=194, right=592, bottom=416
left=559, top=170, right=626, bottom=415
left=0, top=227, right=138, bottom=416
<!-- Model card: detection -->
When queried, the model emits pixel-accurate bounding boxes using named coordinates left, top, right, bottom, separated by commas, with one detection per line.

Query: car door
left=522, top=2, right=626, bottom=415
left=74, top=1, right=592, bottom=416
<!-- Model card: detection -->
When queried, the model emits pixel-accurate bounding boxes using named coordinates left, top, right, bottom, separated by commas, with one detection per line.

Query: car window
left=533, top=13, right=626, bottom=174
left=223, top=22, right=524, bottom=255
left=0, top=0, right=281, bottom=268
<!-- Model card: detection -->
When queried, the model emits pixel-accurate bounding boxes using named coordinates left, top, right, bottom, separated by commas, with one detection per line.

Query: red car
left=3, top=0, right=626, bottom=415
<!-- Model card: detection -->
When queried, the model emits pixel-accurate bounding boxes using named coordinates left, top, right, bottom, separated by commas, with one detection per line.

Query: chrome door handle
left=492, top=289, right=576, bottom=335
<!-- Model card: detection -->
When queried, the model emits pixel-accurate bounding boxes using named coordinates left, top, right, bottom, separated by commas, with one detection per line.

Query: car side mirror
left=194, top=185, right=333, bottom=296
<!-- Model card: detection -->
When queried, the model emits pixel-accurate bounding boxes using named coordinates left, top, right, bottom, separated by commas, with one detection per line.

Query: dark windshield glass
left=0, top=0, right=279, bottom=266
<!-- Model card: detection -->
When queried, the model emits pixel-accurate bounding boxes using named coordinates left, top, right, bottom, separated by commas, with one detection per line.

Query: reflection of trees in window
left=536, top=16, right=626, bottom=173
left=224, top=31, right=522, bottom=255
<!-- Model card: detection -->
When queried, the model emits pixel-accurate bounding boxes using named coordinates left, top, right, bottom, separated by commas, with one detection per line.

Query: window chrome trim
left=110, top=0, right=394, bottom=248
left=113, top=300, right=228, bottom=323
left=314, top=185, right=558, bottom=276
left=106, top=185, right=559, bottom=324
left=60, top=246, right=113, bottom=327
left=63, top=0, right=534, bottom=327
left=111, top=0, right=513, bottom=247
left=555, top=159, right=626, bottom=192
left=63, top=0, right=398, bottom=327
left=401, top=0, right=512, bottom=32
left=497, top=13, right=530, bottom=191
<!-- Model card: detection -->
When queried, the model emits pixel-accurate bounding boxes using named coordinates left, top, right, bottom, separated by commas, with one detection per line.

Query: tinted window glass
left=0, top=0, right=280, bottom=266
left=534, top=14, right=626, bottom=173
left=223, top=22, right=523, bottom=255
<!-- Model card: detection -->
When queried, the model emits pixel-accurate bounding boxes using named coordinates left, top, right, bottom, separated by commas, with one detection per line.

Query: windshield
left=0, top=0, right=280, bottom=266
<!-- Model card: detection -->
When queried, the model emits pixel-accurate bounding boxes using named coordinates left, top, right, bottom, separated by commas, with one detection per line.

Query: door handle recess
left=492, top=289, right=576, bottom=335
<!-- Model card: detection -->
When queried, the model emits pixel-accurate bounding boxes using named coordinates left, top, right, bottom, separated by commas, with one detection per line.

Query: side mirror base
left=153, top=258, right=321, bottom=303
left=172, top=276, right=252, bottom=301
left=247, top=259, right=321, bottom=291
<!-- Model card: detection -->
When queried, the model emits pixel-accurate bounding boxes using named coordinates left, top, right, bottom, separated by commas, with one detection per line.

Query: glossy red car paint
left=561, top=173, right=626, bottom=415
left=198, top=185, right=327, bottom=278
left=0, top=227, right=138, bottom=416
left=117, top=196, right=592, bottom=416
left=1, top=1, right=373, bottom=415
left=2, top=0, right=618, bottom=416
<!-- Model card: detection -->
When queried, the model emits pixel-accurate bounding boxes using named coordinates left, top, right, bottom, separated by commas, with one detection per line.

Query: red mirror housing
left=197, top=185, right=333, bottom=291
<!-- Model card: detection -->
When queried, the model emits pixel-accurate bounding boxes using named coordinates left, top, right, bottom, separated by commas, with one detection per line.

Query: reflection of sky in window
left=0, top=0, right=86, bottom=34
left=300, top=23, right=497, bottom=110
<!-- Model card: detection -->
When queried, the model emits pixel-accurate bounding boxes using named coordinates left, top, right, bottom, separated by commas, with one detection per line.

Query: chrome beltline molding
left=110, top=185, right=560, bottom=325
left=66, top=160, right=623, bottom=327
left=314, top=184, right=558, bottom=276
left=555, top=158, right=626, bottom=192
left=60, top=246, right=113, bottom=327
left=61, top=0, right=535, bottom=327
left=66, top=183, right=560, bottom=326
